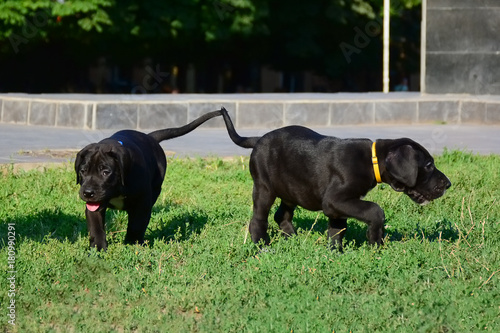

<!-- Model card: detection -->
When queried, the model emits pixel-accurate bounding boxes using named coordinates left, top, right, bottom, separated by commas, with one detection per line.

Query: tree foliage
left=0, top=0, right=422, bottom=92
left=0, top=0, right=112, bottom=35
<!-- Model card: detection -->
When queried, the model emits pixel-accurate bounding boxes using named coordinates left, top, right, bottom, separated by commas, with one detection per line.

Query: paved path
left=1, top=123, right=499, bottom=164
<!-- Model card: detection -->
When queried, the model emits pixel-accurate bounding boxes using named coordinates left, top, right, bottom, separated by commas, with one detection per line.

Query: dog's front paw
left=367, top=226, right=384, bottom=246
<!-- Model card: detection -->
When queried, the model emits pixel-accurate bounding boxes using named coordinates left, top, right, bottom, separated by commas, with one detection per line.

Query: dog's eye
left=425, top=161, right=434, bottom=170
left=98, top=165, right=111, bottom=176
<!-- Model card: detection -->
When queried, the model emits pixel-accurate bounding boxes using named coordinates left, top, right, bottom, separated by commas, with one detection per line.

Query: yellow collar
left=372, top=141, right=382, bottom=183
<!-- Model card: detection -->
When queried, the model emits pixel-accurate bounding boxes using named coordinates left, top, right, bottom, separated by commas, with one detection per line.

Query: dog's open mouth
left=86, top=202, right=101, bottom=212
left=405, top=187, right=448, bottom=206
left=405, top=189, right=431, bottom=206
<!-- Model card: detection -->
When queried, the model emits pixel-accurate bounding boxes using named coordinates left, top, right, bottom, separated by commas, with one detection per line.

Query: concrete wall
left=424, top=0, right=500, bottom=94
left=1, top=93, right=499, bottom=130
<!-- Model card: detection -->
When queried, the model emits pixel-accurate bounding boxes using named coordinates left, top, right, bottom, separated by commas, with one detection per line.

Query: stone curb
left=1, top=93, right=499, bottom=130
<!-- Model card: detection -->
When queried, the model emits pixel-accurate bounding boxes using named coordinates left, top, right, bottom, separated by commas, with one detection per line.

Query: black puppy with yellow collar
left=220, top=107, right=451, bottom=250
left=75, top=110, right=222, bottom=251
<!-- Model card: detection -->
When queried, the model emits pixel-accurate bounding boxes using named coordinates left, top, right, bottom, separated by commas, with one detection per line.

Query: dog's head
left=75, top=141, right=130, bottom=211
left=383, top=139, right=451, bottom=205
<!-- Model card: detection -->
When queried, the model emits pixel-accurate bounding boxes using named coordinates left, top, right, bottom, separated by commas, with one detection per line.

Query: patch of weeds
left=0, top=152, right=499, bottom=332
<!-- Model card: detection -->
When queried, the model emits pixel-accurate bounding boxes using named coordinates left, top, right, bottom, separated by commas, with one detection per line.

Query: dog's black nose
left=83, top=189, right=95, bottom=199
left=445, top=179, right=452, bottom=189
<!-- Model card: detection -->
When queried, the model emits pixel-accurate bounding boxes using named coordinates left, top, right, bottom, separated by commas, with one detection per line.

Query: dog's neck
left=371, top=141, right=382, bottom=183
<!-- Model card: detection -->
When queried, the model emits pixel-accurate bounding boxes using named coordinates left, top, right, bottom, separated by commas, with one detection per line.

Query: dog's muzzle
left=406, top=176, right=451, bottom=205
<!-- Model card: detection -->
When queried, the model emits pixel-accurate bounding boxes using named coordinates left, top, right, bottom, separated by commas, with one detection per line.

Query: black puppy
left=75, top=110, right=222, bottom=250
left=220, top=107, right=451, bottom=250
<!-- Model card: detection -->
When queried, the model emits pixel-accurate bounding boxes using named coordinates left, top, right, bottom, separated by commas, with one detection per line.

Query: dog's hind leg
left=274, top=201, right=296, bottom=238
left=249, top=184, right=275, bottom=245
left=124, top=208, right=152, bottom=246
left=327, top=218, right=347, bottom=251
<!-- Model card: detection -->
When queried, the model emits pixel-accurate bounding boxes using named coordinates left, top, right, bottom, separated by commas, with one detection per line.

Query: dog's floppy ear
left=75, top=144, right=96, bottom=184
left=107, top=145, right=130, bottom=187
left=385, top=144, right=419, bottom=190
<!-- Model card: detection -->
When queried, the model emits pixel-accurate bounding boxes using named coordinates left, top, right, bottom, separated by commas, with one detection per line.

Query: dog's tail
left=148, top=109, right=223, bottom=142
left=220, top=107, right=260, bottom=149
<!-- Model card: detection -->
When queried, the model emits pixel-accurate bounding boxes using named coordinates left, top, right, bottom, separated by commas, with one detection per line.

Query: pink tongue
left=86, top=203, right=100, bottom=212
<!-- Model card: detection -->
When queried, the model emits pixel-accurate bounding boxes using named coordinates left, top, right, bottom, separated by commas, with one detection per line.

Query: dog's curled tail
left=148, top=109, right=223, bottom=142
left=220, top=107, right=260, bottom=149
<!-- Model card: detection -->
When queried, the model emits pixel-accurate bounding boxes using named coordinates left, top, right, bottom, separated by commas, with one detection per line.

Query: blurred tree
left=0, top=0, right=422, bottom=92
left=0, top=0, right=266, bottom=56
left=0, top=0, right=112, bottom=51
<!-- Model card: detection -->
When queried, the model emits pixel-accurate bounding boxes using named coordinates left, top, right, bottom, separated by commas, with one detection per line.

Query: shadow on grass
left=279, top=211, right=459, bottom=249
left=146, top=202, right=209, bottom=246
left=285, top=214, right=369, bottom=249
left=0, top=202, right=209, bottom=249
left=0, top=209, right=86, bottom=247
left=386, top=218, right=459, bottom=243
left=1, top=204, right=457, bottom=250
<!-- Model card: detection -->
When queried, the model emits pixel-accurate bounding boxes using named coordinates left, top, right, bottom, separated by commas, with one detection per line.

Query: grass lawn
left=1, top=150, right=499, bottom=332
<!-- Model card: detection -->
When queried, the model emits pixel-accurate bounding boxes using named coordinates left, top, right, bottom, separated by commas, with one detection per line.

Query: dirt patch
left=1, top=162, right=72, bottom=175
left=18, top=149, right=79, bottom=160
left=2, top=149, right=242, bottom=175
left=17, top=149, right=180, bottom=159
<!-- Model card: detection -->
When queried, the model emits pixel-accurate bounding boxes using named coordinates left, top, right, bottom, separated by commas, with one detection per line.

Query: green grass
left=1, top=150, right=499, bottom=332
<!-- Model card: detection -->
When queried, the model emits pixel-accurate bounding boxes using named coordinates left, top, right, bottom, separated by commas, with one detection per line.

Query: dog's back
left=250, top=126, right=374, bottom=211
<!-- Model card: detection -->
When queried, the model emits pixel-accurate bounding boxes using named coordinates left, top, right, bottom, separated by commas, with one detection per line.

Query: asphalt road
left=1, top=123, right=499, bottom=164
